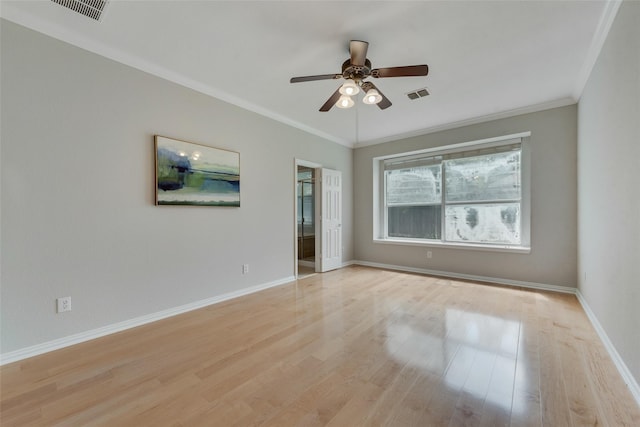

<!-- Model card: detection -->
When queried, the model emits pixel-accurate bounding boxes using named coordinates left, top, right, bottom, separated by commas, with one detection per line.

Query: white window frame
left=373, top=132, right=531, bottom=253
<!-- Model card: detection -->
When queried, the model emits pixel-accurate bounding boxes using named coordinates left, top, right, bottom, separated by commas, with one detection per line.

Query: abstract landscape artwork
left=155, top=136, right=240, bottom=206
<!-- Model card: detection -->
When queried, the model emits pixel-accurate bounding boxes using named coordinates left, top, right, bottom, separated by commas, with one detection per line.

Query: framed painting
left=155, top=136, right=240, bottom=206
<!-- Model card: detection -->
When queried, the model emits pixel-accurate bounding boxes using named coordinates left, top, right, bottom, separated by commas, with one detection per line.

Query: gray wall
left=577, top=2, right=639, bottom=384
left=354, top=105, right=577, bottom=288
left=0, top=20, right=353, bottom=354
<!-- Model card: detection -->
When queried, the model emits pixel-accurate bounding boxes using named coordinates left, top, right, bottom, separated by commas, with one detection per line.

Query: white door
left=318, top=168, right=342, bottom=272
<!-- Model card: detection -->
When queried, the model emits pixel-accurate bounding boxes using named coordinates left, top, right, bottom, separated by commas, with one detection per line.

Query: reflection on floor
left=297, top=264, right=316, bottom=279
left=2, top=266, right=638, bottom=425
left=386, top=307, right=522, bottom=414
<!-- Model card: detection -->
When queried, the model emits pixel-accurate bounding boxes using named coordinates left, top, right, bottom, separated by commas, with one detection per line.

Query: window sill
left=373, top=238, right=531, bottom=254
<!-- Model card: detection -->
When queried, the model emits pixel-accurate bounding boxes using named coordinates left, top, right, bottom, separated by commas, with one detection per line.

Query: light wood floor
left=1, top=266, right=639, bottom=426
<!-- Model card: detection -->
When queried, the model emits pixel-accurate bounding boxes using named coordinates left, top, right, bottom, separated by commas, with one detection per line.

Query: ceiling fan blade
left=319, top=87, right=342, bottom=112
left=362, top=81, right=392, bottom=110
left=371, top=65, right=429, bottom=78
left=290, top=74, right=342, bottom=83
left=350, top=40, right=369, bottom=66
left=374, top=86, right=392, bottom=110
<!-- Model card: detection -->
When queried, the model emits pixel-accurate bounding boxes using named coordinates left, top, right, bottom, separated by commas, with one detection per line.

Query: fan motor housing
left=342, top=59, right=372, bottom=81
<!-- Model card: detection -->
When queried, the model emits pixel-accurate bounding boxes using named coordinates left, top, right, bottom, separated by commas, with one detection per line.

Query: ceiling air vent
left=406, top=87, right=430, bottom=100
left=51, top=0, right=109, bottom=21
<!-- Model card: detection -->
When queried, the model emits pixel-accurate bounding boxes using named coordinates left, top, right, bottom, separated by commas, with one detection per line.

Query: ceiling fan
left=290, top=40, right=429, bottom=112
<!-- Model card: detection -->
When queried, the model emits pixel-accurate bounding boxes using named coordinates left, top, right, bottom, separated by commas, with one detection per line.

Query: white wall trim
left=372, top=237, right=531, bottom=254
left=576, top=290, right=640, bottom=406
left=4, top=261, right=638, bottom=409
left=352, top=260, right=576, bottom=294
left=572, top=0, right=622, bottom=100
left=0, top=275, right=295, bottom=366
left=1, top=1, right=614, bottom=150
left=353, top=97, right=575, bottom=148
left=0, top=5, right=349, bottom=148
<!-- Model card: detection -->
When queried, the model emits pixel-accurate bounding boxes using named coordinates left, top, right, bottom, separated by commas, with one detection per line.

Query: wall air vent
left=51, top=0, right=109, bottom=21
left=406, top=87, right=430, bottom=100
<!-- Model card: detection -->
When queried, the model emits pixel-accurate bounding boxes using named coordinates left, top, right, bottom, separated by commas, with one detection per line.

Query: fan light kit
left=363, top=88, right=382, bottom=105
left=290, top=40, right=429, bottom=112
left=339, top=81, right=360, bottom=96
left=336, top=95, right=355, bottom=109
left=337, top=83, right=382, bottom=108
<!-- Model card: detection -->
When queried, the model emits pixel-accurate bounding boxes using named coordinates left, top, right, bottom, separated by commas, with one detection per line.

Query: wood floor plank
left=1, top=266, right=639, bottom=426
left=552, top=296, right=608, bottom=426
left=449, top=350, right=495, bottom=426
left=581, top=330, right=640, bottom=426
left=509, top=293, right=542, bottom=427
left=538, top=302, right=574, bottom=426
left=324, top=381, right=385, bottom=426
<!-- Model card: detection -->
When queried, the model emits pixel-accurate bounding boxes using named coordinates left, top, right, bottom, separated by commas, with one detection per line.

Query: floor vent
left=406, top=87, right=430, bottom=100
left=51, top=0, right=109, bottom=21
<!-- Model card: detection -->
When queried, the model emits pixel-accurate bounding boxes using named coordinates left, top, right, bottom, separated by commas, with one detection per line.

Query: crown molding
left=354, top=97, right=576, bottom=148
left=2, top=1, right=620, bottom=151
left=572, top=0, right=622, bottom=100
left=0, top=5, right=350, bottom=148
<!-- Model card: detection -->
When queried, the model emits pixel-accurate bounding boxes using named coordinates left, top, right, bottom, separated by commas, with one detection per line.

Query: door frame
left=294, top=159, right=322, bottom=278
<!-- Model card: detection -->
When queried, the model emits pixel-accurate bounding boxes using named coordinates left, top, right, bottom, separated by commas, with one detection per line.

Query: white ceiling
left=1, top=1, right=619, bottom=147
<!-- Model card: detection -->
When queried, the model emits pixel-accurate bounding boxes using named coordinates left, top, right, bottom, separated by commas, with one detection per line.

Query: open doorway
left=297, top=166, right=316, bottom=278
left=295, top=160, right=320, bottom=279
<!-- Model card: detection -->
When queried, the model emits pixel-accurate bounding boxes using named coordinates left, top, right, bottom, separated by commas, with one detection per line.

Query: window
left=374, top=133, right=530, bottom=251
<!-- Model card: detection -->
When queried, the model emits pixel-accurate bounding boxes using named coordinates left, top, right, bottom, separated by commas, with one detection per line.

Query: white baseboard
left=0, top=275, right=295, bottom=366
left=576, top=290, right=640, bottom=406
left=351, top=260, right=576, bottom=294
left=4, top=262, right=638, bottom=409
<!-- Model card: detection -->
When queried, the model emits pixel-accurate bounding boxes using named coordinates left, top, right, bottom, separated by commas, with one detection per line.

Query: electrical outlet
left=242, top=264, right=249, bottom=274
left=57, top=296, right=71, bottom=313
left=427, top=251, right=433, bottom=259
